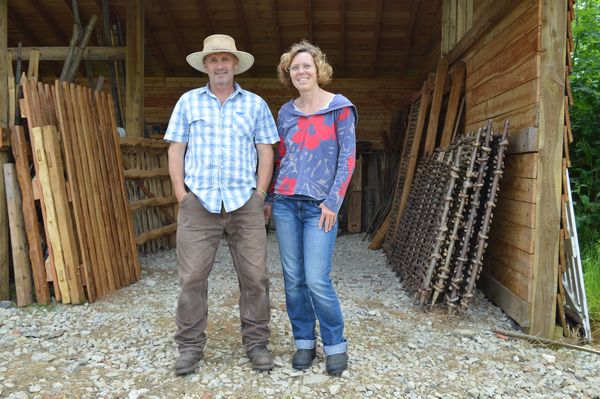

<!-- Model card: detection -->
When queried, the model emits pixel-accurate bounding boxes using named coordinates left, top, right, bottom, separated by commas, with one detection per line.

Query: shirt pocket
left=233, top=111, right=254, bottom=141
left=189, top=115, right=211, bottom=144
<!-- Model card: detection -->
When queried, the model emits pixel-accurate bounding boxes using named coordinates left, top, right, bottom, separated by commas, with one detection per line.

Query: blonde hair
left=277, top=40, right=333, bottom=89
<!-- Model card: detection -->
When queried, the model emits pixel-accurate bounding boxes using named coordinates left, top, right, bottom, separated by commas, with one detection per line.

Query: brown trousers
left=174, top=191, right=271, bottom=354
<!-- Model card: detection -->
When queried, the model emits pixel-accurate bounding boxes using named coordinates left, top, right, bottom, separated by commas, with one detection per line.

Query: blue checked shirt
left=164, top=83, right=279, bottom=213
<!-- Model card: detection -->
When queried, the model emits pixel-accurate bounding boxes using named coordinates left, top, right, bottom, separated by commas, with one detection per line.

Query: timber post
left=126, top=0, right=144, bottom=137
left=530, top=0, right=567, bottom=338
left=0, top=0, right=10, bottom=300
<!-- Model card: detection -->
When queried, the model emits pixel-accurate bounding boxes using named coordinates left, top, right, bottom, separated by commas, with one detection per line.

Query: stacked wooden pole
left=7, top=76, right=140, bottom=304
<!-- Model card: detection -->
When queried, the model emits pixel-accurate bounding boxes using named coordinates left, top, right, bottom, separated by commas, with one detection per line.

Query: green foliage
left=582, top=234, right=600, bottom=329
left=571, top=0, right=600, bottom=250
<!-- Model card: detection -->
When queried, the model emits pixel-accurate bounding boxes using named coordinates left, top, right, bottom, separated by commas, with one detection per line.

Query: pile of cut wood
left=4, top=75, right=139, bottom=306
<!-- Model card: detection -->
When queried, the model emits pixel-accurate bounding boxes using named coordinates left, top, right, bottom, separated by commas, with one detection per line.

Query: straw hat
left=186, top=34, right=254, bottom=75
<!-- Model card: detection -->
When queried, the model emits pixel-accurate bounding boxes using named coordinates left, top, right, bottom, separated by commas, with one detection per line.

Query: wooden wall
left=143, top=77, right=421, bottom=150
left=457, top=0, right=564, bottom=334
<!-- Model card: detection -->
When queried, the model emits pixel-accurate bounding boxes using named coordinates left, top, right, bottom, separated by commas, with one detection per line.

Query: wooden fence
left=120, top=137, right=177, bottom=254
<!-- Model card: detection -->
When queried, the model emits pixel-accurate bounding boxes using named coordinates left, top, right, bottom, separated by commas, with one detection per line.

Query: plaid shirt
left=164, top=83, right=279, bottom=213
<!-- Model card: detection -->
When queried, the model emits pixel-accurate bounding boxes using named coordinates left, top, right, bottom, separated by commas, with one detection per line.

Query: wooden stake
left=10, top=126, right=50, bottom=304
left=4, top=163, right=34, bottom=306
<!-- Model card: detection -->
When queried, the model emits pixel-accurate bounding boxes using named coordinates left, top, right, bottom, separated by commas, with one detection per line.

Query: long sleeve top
left=271, top=94, right=357, bottom=213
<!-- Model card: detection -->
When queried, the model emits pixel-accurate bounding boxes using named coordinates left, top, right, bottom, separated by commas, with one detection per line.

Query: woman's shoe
left=326, top=352, right=348, bottom=375
left=292, top=348, right=316, bottom=370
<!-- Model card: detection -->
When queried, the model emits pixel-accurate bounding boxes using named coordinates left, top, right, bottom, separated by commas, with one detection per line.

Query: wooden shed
left=0, top=0, right=573, bottom=339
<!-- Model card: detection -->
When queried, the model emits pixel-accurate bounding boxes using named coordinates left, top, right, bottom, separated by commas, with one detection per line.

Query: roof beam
left=7, top=8, right=40, bottom=45
left=370, top=0, right=384, bottom=76
left=7, top=46, right=125, bottom=60
left=398, top=0, right=421, bottom=76
left=145, top=19, right=170, bottom=74
left=28, top=0, right=69, bottom=43
left=270, top=0, right=283, bottom=56
left=307, top=0, right=313, bottom=42
left=7, top=9, right=63, bottom=77
left=154, top=0, right=188, bottom=59
left=233, top=0, right=252, bottom=53
left=195, top=0, right=214, bottom=35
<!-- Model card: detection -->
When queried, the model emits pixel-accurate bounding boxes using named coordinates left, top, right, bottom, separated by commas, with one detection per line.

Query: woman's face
left=289, top=52, right=318, bottom=91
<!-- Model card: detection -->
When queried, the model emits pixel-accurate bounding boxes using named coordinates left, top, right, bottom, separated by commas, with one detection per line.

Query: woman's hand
left=318, top=203, right=337, bottom=232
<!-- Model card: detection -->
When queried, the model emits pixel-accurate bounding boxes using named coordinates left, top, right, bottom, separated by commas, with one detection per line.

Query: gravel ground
left=1, top=234, right=599, bottom=399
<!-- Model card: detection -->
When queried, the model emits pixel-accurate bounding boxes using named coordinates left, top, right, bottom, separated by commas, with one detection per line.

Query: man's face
left=203, top=52, right=238, bottom=87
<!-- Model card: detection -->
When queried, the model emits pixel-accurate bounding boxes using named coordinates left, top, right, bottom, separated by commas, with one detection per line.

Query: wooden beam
left=144, top=20, right=170, bottom=74
left=154, top=0, right=188, bottom=59
left=370, top=0, right=384, bottom=76
left=4, top=164, right=34, bottom=306
left=195, top=0, right=214, bottom=35
left=271, top=0, right=283, bottom=57
left=28, top=0, right=69, bottom=43
left=399, top=0, right=421, bottom=76
left=126, top=0, right=144, bottom=137
left=0, top=0, right=8, bottom=301
left=233, top=0, right=252, bottom=54
left=7, top=46, right=125, bottom=61
left=529, top=0, right=566, bottom=339
left=307, top=0, right=313, bottom=42
left=7, top=8, right=40, bottom=45
left=446, top=0, right=521, bottom=65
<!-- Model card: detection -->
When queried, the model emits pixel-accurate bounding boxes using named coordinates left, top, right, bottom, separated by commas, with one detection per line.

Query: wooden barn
left=0, top=0, right=579, bottom=340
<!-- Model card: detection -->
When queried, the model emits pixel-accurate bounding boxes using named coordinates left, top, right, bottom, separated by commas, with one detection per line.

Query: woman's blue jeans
left=272, top=195, right=347, bottom=356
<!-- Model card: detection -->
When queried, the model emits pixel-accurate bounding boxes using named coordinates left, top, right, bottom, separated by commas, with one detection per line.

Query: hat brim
left=186, top=50, right=254, bottom=75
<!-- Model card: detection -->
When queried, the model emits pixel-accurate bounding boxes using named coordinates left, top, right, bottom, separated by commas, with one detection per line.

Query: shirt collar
left=201, top=82, right=244, bottom=97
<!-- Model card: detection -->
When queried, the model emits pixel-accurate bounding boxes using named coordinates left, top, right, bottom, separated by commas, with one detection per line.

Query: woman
left=269, top=40, right=357, bottom=375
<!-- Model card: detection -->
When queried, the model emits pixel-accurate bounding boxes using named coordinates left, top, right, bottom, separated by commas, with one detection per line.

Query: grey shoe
left=326, top=352, right=348, bottom=376
left=247, top=345, right=274, bottom=371
left=174, top=351, right=203, bottom=375
left=292, top=348, right=316, bottom=370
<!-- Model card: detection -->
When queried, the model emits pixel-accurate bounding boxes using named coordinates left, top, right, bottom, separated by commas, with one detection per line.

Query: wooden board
left=42, top=125, right=85, bottom=304
left=487, top=239, right=535, bottom=278
left=482, top=256, right=531, bottom=302
left=3, top=163, right=33, bottom=306
left=497, top=176, right=536, bottom=203
left=529, top=0, right=565, bottom=339
left=10, top=126, right=50, bottom=304
left=495, top=197, right=536, bottom=229
left=504, top=153, right=538, bottom=179
left=478, top=272, right=531, bottom=328
left=30, top=127, right=71, bottom=303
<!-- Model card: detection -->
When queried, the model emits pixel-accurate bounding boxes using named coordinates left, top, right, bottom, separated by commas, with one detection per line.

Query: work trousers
left=174, top=191, right=271, bottom=354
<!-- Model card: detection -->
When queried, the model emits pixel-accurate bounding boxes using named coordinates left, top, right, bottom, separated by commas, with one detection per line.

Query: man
left=165, top=34, right=279, bottom=375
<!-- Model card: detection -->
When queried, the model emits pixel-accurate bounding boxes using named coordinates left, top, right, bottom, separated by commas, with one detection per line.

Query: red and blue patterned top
left=271, top=94, right=357, bottom=213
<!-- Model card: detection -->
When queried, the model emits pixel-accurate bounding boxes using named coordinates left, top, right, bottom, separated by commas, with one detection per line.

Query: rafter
left=233, top=0, right=252, bottom=53
left=28, top=0, right=69, bottom=43
left=339, top=0, right=346, bottom=77
left=7, top=8, right=62, bottom=77
left=270, top=0, right=283, bottom=57
left=7, top=8, right=39, bottom=45
left=195, top=0, right=214, bottom=35
left=398, top=0, right=421, bottom=76
left=154, top=0, right=188, bottom=59
left=370, top=0, right=384, bottom=76
left=145, top=18, right=170, bottom=74
left=307, top=0, right=313, bottom=42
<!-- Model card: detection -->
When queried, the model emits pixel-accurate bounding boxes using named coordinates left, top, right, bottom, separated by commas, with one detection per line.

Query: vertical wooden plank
left=0, top=0, right=9, bottom=300
left=27, top=49, right=40, bottom=82
left=529, top=0, right=566, bottom=339
left=440, top=62, right=466, bottom=148
left=126, top=0, right=144, bottom=137
left=10, top=126, right=50, bottom=304
left=424, top=58, right=448, bottom=158
left=30, top=127, right=71, bottom=303
left=347, top=156, right=362, bottom=233
left=4, top=164, right=34, bottom=306
left=43, top=125, right=85, bottom=303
